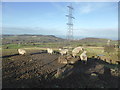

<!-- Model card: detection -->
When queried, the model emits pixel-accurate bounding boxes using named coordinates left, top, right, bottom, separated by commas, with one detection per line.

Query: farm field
left=2, top=1, right=119, bottom=88
left=1, top=35, right=120, bottom=88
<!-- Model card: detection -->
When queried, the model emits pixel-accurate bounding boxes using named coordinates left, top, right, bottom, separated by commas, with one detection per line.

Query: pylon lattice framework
left=66, top=4, right=75, bottom=40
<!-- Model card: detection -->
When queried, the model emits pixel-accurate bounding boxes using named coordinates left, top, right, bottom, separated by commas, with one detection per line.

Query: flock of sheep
left=15, top=40, right=118, bottom=64
left=18, top=46, right=88, bottom=63
left=47, top=47, right=87, bottom=61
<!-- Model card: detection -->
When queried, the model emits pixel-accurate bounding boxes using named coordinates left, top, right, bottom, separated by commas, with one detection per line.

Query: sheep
left=107, top=40, right=111, bottom=45
left=47, top=48, right=53, bottom=54
left=18, top=49, right=26, bottom=55
left=59, top=48, right=68, bottom=55
left=72, top=46, right=83, bottom=58
left=80, top=51, right=87, bottom=62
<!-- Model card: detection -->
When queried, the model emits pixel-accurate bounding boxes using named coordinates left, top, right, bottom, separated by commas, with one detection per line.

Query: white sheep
left=47, top=48, right=53, bottom=54
left=59, top=48, right=68, bottom=55
left=80, top=51, right=87, bottom=61
left=72, top=46, right=83, bottom=57
left=18, top=49, right=26, bottom=55
left=107, top=40, right=111, bottom=45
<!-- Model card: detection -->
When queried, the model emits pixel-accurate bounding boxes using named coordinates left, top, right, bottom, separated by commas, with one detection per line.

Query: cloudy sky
left=2, top=2, right=118, bottom=40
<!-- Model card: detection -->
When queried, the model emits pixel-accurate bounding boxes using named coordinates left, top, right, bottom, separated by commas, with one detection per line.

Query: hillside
left=80, top=37, right=109, bottom=42
left=2, top=34, right=65, bottom=44
left=2, top=35, right=118, bottom=47
left=75, top=37, right=118, bottom=46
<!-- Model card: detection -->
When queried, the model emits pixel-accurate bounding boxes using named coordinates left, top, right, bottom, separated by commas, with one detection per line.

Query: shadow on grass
left=30, top=50, right=47, bottom=55
left=1, top=50, right=47, bottom=58
left=1, top=54, right=19, bottom=58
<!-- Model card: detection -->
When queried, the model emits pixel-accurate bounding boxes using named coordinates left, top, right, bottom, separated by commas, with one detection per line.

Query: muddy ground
left=2, top=51, right=120, bottom=88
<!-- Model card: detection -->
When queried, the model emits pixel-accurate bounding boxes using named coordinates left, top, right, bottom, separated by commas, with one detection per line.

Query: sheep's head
left=59, top=48, right=62, bottom=51
left=83, top=51, right=87, bottom=54
left=81, top=47, right=85, bottom=51
left=47, top=48, right=50, bottom=50
left=18, top=49, right=21, bottom=52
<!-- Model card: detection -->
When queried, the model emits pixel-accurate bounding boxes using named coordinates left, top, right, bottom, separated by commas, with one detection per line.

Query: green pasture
left=2, top=43, right=119, bottom=63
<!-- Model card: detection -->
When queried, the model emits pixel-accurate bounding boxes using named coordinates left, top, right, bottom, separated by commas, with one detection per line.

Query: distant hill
left=2, top=34, right=65, bottom=44
left=79, top=37, right=110, bottom=43
left=74, top=37, right=118, bottom=46
left=2, top=35, right=118, bottom=46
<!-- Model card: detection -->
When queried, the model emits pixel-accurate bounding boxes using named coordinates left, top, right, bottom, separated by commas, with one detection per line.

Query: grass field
left=2, top=43, right=119, bottom=64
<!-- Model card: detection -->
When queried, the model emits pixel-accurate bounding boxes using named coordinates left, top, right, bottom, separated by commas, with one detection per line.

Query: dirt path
left=2, top=53, right=66, bottom=88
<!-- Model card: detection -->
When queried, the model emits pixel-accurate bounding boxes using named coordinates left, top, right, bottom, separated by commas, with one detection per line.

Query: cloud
left=74, top=28, right=118, bottom=34
left=51, top=2, right=66, bottom=13
left=2, top=27, right=118, bottom=40
left=2, top=27, right=65, bottom=35
left=73, top=28, right=118, bottom=39
left=75, top=2, right=116, bottom=14
left=80, top=4, right=93, bottom=14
